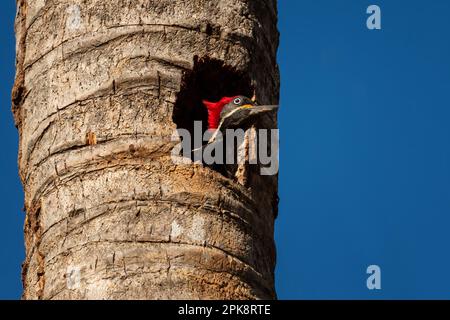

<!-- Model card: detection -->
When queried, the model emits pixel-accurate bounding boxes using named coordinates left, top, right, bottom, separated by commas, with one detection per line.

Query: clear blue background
left=1, top=0, right=450, bottom=299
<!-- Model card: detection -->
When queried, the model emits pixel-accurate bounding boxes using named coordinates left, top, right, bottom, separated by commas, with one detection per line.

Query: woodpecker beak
left=240, top=104, right=278, bottom=112
left=229, top=104, right=278, bottom=127
left=241, top=104, right=278, bottom=114
left=212, top=103, right=279, bottom=140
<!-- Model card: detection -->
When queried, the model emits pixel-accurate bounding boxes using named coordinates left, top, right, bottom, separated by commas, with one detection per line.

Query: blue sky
left=1, top=1, right=25, bottom=300
left=276, top=0, right=450, bottom=299
left=1, top=1, right=450, bottom=299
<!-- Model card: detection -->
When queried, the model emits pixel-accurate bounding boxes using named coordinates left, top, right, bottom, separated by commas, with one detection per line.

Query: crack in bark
left=26, top=134, right=172, bottom=185
left=23, top=79, right=176, bottom=175
left=40, top=197, right=269, bottom=247
left=25, top=23, right=247, bottom=72
left=22, top=199, right=46, bottom=300
left=12, top=0, right=27, bottom=126
left=42, top=239, right=274, bottom=296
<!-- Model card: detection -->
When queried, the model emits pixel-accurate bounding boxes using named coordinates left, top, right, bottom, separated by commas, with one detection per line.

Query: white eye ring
left=233, top=98, right=242, bottom=105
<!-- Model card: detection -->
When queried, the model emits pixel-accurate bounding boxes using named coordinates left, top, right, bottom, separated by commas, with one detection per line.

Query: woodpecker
left=190, top=95, right=277, bottom=177
left=202, top=95, right=278, bottom=143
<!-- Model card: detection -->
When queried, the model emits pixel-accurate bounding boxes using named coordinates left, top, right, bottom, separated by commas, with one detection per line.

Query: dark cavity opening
left=172, top=57, right=253, bottom=178
left=173, top=56, right=253, bottom=137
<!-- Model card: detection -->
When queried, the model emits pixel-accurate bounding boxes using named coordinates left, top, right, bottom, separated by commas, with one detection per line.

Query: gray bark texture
left=12, top=0, right=279, bottom=300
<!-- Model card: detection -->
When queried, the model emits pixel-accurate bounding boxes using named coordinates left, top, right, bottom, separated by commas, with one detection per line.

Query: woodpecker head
left=202, top=95, right=278, bottom=131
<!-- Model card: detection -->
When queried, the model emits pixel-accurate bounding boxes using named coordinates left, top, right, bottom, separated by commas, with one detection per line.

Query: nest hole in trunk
left=172, top=56, right=254, bottom=176
left=173, top=56, right=253, bottom=135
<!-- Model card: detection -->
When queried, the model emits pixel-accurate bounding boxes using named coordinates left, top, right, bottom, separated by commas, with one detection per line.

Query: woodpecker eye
left=233, top=98, right=242, bottom=105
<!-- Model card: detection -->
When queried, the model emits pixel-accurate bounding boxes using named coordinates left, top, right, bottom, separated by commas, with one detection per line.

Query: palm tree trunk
left=13, top=0, right=279, bottom=300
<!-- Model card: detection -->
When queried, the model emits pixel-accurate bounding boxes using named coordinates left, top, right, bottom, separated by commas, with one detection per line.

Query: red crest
left=202, top=96, right=236, bottom=130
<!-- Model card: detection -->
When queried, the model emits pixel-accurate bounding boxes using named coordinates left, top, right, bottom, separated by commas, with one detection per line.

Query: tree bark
left=13, top=0, right=279, bottom=300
